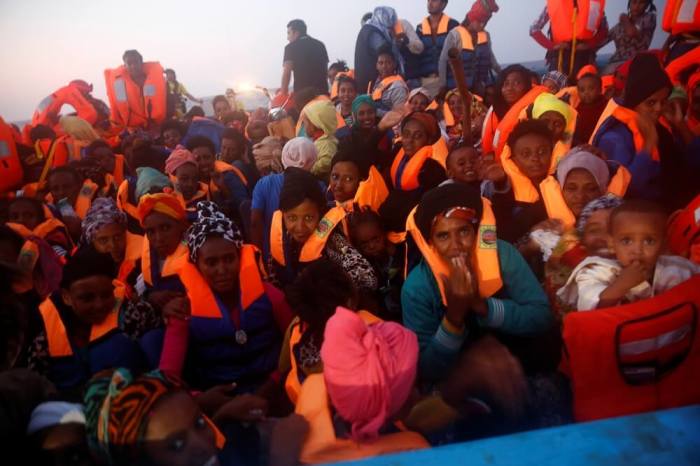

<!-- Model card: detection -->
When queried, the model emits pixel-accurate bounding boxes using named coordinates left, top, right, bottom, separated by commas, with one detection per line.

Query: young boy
left=573, top=72, right=608, bottom=145
left=558, top=200, right=700, bottom=311
left=444, top=143, right=481, bottom=188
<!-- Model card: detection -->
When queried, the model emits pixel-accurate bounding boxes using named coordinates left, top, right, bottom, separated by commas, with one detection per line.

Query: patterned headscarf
left=576, top=193, right=623, bottom=235
left=541, top=70, right=569, bottom=93
left=187, top=201, right=243, bottom=263
left=81, top=198, right=127, bottom=246
left=164, top=145, right=197, bottom=175
left=84, top=368, right=178, bottom=465
left=137, top=192, right=187, bottom=226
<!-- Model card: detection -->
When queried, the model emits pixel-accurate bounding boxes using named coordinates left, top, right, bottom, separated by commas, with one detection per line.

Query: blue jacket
left=401, top=240, right=552, bottom=381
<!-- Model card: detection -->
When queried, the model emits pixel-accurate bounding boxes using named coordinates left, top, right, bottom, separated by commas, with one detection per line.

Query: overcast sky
left=0, top=0, right=668, bottom=121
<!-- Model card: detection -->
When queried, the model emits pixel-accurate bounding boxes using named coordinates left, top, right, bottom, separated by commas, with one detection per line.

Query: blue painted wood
left=337, top=406, right=700, bottom=466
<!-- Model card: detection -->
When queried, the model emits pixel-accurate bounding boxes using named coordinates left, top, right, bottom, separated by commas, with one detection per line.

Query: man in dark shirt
left=281, top=19, right=329, bottom=96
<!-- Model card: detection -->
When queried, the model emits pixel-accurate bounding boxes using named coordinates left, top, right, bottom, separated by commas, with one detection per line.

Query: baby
left=558, top=199, right=700, bottom=310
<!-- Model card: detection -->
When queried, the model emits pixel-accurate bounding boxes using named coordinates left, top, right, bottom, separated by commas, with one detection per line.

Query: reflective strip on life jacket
left=39, top=283, right=125, bottom=358
left=547, top=0, right=606, bottom=44
left=270, top=207, right=347, bottom=267
left=563, top=275, right=700, bottom=421
left=390, top=146, right=434, bottom=191
left=662, top=0, right=700, bottom=35
left=406, top=198, right=502, bottom=306
left=178, top=244, right=265, bottom=319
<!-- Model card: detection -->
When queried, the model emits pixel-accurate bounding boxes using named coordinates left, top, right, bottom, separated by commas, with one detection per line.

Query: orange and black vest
left=32, top=82, right=99, bottom=129
left=369, top=75, right=406, bottom=113
left=547, top=0, right=606, bottom=44
left=417, top=14, right=457, bottom=78
left=178, top=245, right=280, bottom=389
left=563, top=275, right=700, bottom=421
left=295, top=374, right=429, bottom=464
left=285, top=311, right=381, bottom=405
left=104, top=62, right=167, bottom=129
left=406, top=198, right=503, bottom=305
left=662, top=0, right=700, bottom=35
left=141, top=239, right=188, bottom=292
left=390, top=146, right=435, bottom=191
left=0, top=116, right=23, bottom=194
left=39, top=283, right=143, bottom=390
left=446, top=27, right=490, bottom=90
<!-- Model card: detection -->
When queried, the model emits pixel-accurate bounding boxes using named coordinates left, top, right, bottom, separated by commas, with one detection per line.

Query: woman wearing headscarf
left=293, top=307, right=428, bottom=464
left=354, top=6, right=404, bottom=93
left=401, top=183, right=553, bottom=381
left=81, top=198, right=144, bottom=292
left=136, top=193, right=189, bottom=304
left=164, top=145, right=210, bottom=212
left=250, top=138, right=320, bottom=262
left=154, top=201, right=292, bottom=391
left=336, top=95, right=394, bottom=171
left=83, top=368, right=225, bottom=466
left=592, top=53, right=699, bottom=209
left=301, top=100, right=339, bottom=181
left=26, top=247, right=159, bottom=393
left=378, top=112, right=447, bottom=233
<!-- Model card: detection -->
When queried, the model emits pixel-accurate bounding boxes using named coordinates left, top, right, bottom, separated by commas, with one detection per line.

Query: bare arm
left=281, top=62, right=293, bottom=94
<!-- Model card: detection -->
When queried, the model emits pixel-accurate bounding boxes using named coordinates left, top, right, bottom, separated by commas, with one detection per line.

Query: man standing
left=281, top=19, right=329, bottom=96
left=416, top=0, right=459, bottom=97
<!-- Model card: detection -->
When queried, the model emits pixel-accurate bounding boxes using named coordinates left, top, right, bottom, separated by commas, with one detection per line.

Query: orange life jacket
left=406, top=198, right=503, bottom=305
left=480, top=107, right=500, bottom=155
left=492, top=86, right=549, bottom=160
left=563, top=275, right=700, bottom=421
left=45, top=179, right=98, bottom=220
left=269, top=206, right=347, bottom=267
left=31, top=82, right=99, bottom=129
left=588, top=98, right=618, bottom=144
left=369, top=75, right=406, bottom=102
left=667, top=194, right=700, bottom=262
left=178, top=244, right=266, bottom=319
left=547, top=0, right=607, bottom=44
left=330, top=70, right=355, bottom=101
left=104, top=62, right=167, bottom=129
left=116, top=179, right=140, bottom=228
left=390, top=146, right=434, bottom=191
left=556, top=86, right=581, bottom=109
left=39, top=281, right=125, bottom=358
left=295, top=373, right=429, bottom=464
left=116, top=232, right=144, bottom=293
left=210, top=160, right=248, bottom=193
left=112, top=154, right=126, bottom=186
left=0, top=116, right=23, bottom=194
left=284, top=310, right=382, bottom=405
left=338, top=165, right=389, bottom=214
left=606, top=164, right=632, bottom=197
left=598, top=104, right=661, bottom=161
left=141, top=239, right=189, bottom=287
left=662, top=0, right=700, bottom=35
left=431, top=137, right=450, bottom=169
left=174, top=183, right=210, bottom=211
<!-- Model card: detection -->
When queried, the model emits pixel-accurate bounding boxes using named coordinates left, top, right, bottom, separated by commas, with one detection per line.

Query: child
left=347, top=209, right=405, bottom=320
left=573, top=72, right=608, bottom=145
left=444, top=143, right=481, bottom=188
left=558, top=200, right=700, bottom=311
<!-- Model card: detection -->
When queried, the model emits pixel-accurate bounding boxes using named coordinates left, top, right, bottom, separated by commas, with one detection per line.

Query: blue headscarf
left=365, top=6, right=405, bottom=76
left=351, top=95, right=377, bottom=126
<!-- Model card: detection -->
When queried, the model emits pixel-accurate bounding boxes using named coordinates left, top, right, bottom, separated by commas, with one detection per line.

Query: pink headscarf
left=165, top=145, right=197, bottom=175
left=321, top=307, right=418, bottom=442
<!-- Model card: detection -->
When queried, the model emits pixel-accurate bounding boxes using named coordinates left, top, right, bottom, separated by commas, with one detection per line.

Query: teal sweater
left=401, top=240, right=553, bottom=381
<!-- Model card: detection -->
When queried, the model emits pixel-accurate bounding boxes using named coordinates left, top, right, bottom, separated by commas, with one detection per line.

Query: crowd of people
left=1, top=0, right=700, bottom=465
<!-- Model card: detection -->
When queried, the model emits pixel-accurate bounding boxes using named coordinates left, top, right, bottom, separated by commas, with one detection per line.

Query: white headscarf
left=281, top=137, right=318, bottom=171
